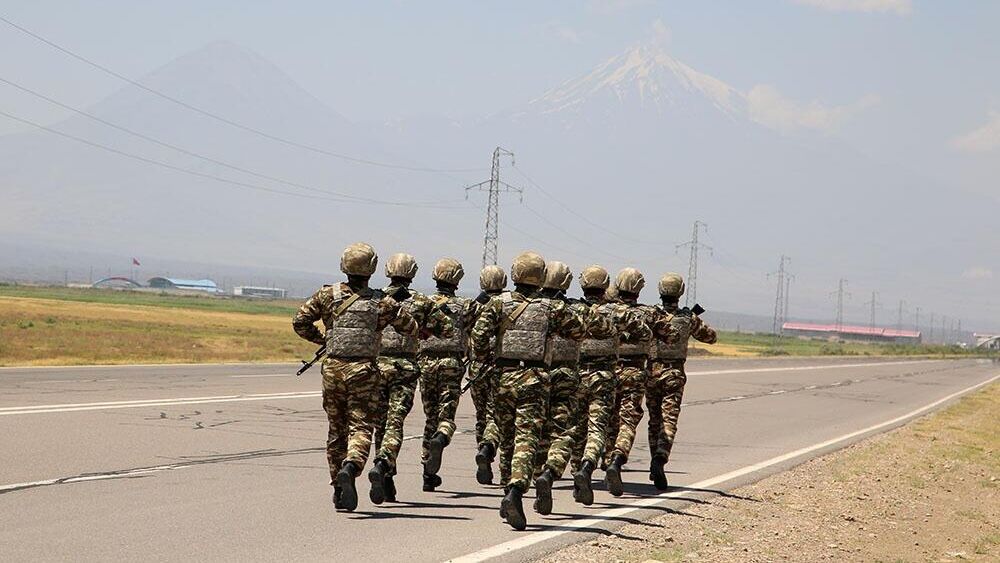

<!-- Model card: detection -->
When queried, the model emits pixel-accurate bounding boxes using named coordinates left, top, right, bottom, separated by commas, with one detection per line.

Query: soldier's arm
left=379, top=297, right=418, bottom=336
left=650, top=310, right=677, bottom=342
left=469, top=299, right=502, bottom=358
left=463, top=299, right=482, bottom=336
left=420, top=295, right=455, bottom=339
left=619, top=306, right=653, bottom=343
left=692, top=316, right=718, bottom=344
left=551, top=300, right=587, bottom=341
left=292, top=289, right=327, bottom=346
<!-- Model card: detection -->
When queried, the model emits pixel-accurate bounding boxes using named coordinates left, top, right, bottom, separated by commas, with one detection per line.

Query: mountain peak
left=527, top=41, right=745, bottom=119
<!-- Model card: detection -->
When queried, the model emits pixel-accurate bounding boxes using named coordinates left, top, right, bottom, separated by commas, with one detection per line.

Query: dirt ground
left=539, top=383, right=999, bottom=563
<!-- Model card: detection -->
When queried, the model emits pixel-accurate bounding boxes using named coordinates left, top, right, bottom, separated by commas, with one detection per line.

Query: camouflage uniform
left=373, top=286, right=454, bottom=472
left=469, top=289, right=586, bottom=494
left=292, top=282, right=417, bottom=484
left=418, top=290, right=479, bottom=461
left=469, top=291, right=502, bottom=451
left=646, top=305, right=717, bottom=462
left=604, top=301, right=657, bottom=464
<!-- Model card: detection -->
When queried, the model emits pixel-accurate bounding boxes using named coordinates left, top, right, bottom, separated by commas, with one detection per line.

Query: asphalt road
left=0, top=357, right=996, bottom=562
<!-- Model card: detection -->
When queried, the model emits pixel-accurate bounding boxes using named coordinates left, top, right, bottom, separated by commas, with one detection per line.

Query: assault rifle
left=297, top=345, right=326, bottom=376
left=461, top=360, right=495, bottom=394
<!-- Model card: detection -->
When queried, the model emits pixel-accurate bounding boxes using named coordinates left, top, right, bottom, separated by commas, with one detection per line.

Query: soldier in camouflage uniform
left=570, top=265, right=651, bottom=505
left=646, top=273, right=716, bottom=490
left=531, top=261, right=600, bottom=515
left=470, top=265, right=506, bottom=485
left=418, top=258, right=480, bottom=491
left=603, top=267, right=672, bottom=497
left=368, top=253, right=454, bottom=505
left=469, top=251, right=586, bottom=531
left=292, top=242, right=417, bottom=512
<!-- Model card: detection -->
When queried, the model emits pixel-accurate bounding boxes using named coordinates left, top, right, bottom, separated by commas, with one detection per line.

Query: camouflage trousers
left=646, top=359, right=687, bottom=462
left=534, top=365, right=581, bottom=477
left=570, top=362, right=616, bottom=470
left=605, top=362, right=649, bottom=463
left=494, top=366, right=547, bottom=492
left=418, top=354, right=465, bottom=461
left=321, top=357, right=380, bottom=482
left=469, top=360, right=500, bottom=448
left=373, top=356, right=420, bottom=471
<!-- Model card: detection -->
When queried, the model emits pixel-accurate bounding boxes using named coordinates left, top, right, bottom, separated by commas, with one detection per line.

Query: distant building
left=233, top=286, right=287, bottom=299
left=975, top=333, right=1000, bottom=350
left=782, top=322, right=922, bottom=344
left=147, top=277, right=220, bottom=293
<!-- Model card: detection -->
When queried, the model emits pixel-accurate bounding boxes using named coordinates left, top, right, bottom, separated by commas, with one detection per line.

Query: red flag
left=132, top=257, right=141, bottom=266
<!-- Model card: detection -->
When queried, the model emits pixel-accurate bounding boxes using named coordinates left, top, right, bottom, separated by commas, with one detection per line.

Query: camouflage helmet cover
left=614, top=267, right=645, bottom=295
left=340, top=242, right=378, bottom=276
left=479, top=264, right=508, bottom=291
left=658, top=272, right=685, bottom=298
left=543, top=261, right=573, bottom=291
left=385, top=253, right=418, bottom=279
left=579, top=265, right=611, bottom=290
left=510, top=251, right=547, bottom=286
left=432, top=258, right=465, bottom=285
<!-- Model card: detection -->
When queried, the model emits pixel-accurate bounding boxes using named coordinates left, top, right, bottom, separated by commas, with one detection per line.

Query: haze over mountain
left=2, top=39, right=996, bottom=332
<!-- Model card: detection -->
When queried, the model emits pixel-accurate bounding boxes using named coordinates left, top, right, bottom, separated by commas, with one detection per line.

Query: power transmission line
left=929, top=312, right=935, bottom=342
left=830, top=279, right=850, bottom=331
left=676, top=220, right=712, bottom=308
left=864, top=291, right=880, bottom=332
left=769, top=255, right=791, bottom=334
left=0, top=15, right=485, bottom=175
left=784, top=274, right=794, bottom=326
left=914, top=306, right=921, bottom=334
left=895, top=300, right=906, bottom=332
left=0, top=109, right=464, bottom=208
left=465, top=148, right=522, bottom=268
left=0, top=75, right=465, bottom=207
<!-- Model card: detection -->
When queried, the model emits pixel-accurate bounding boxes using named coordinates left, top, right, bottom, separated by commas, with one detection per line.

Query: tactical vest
left=419, top=295, right=467, bottom=354
left=655, top=307, right=694, bottom=360
left=579, top=301, right=619, bottom=359
left=548, top=299, right=582, bottom=364
left=617, top=303, right=652, bottom=358
left=497, top=292, right=551, bottom=363
left=380, top=294, right=421, bottom=356
left=325, top=288, right=381, bottom=359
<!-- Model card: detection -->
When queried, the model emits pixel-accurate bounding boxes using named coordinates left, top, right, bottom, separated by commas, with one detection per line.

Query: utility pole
left=942, top=315, right=948, bottom=344
left=676, top=220, right=712, bottom=308
left=929, top=312, right=935, bottom=342
left=784, top=274, right=794, bottom=326
left=769, top=255, right=791, bottom=334
left=957, top=319, right=962, bottom=344
left=895, top=300, right=905, bottom=332
left=831, top=279, right=850, bottom=332
left=914, top=306, right=921, bottom=334
left=465, top=147, right=522, bottom=268
left=864, top=291, right=880, bottom=333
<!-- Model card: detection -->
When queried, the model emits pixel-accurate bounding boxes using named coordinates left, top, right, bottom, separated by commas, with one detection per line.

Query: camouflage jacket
left=380, top=284, right=455, bottom=355
left=652, top=303, right=717, bottom=359
left=292, top=282, right=418, bottom=346
left=418, top=290, right=480, bottom=354
left=469, top=288, right=586, bottom=361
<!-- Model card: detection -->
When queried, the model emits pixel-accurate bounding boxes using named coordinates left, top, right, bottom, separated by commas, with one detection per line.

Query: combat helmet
left=543, top=261, right=572, bottom=291
left=480, top=264, right=508, bottom=292
left=340, top=242, right=378, bottom=276
left=658, top=273, right=685, bottom=298
left=510, top=251, right=547, bottom=286
left=579, top=265, right=610, bottom=290
left=385, top=253, right=418, bottom=280
left=614, top=267, right=645, bottom=295
left=432, top=258, right=465, bottom=285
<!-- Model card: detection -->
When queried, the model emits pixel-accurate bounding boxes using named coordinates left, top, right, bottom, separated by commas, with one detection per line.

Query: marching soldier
left=646, top=273, right=717, bottom=490
left=369, top=253, right=454, bottom=504
left=292, top=242, right=418, bottom=512
left=418, top=258, right=479, bottom=491
left=469, top=251, right=586, bottom=531
left=471, top=265, right=507, bottom=485
left=570, top=265, right=651, bottom=505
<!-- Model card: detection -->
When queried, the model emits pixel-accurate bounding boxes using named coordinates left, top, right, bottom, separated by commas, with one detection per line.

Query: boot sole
left=475, top=452, right=494, bottom=485
left=605, top=466, right=623, bottom=497
left=368, top=467, right=385, bottom=505
left=573, top=471, right=594, bottom=506
left=533, top=476, right=553, bottom=515
left=336, top=470, right=358, bottom=511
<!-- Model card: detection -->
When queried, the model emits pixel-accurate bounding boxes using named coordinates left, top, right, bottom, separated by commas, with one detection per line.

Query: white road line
left=448, top=372, right=1000, bottom=563
left=0, top=391, right=320, bottom=416
left=686, top=359, right=934, bottom=376
left=0, top=465, right=192, bottom=493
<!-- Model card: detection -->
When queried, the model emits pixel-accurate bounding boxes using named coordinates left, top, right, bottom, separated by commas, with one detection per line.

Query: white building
left=233, top=286, right=287, bottom=299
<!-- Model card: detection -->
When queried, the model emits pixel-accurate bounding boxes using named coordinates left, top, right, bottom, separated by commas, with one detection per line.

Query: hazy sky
left=1, top=1, right=997, bottom=331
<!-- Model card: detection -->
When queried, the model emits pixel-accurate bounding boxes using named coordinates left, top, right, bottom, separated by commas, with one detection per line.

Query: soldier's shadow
left=388, top=498, right=498, bottom=512
left=348, top=510, right=471, bottom=521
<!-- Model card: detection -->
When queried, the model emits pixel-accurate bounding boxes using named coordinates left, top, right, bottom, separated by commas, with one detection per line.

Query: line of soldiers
left=292, top=243, right=716, bottom=530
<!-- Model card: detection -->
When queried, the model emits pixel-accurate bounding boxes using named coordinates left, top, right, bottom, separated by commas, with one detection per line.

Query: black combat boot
left=649, top=456, right=669, bottom=491
left=425, top=431, right=449, bottom=475
left=499, top=486, right=510, bottom=519
left=501, top=486, right=527, bottom=531
left=605, top=454, right=626, bottom=497
left=475, top=442, right=495, bottom=485
left=383, top=473, right=397, bottom=502
left=332, top=486, right=344, bottom=509
left=573, top=460, right=595, bottom=506
left=422, top=472, right=442, bottom=492
left=336, top=461, right=360, bottom=511
left=368, top=458, right=390, bottom=505
left=533, top=467, right=556, bottom=515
